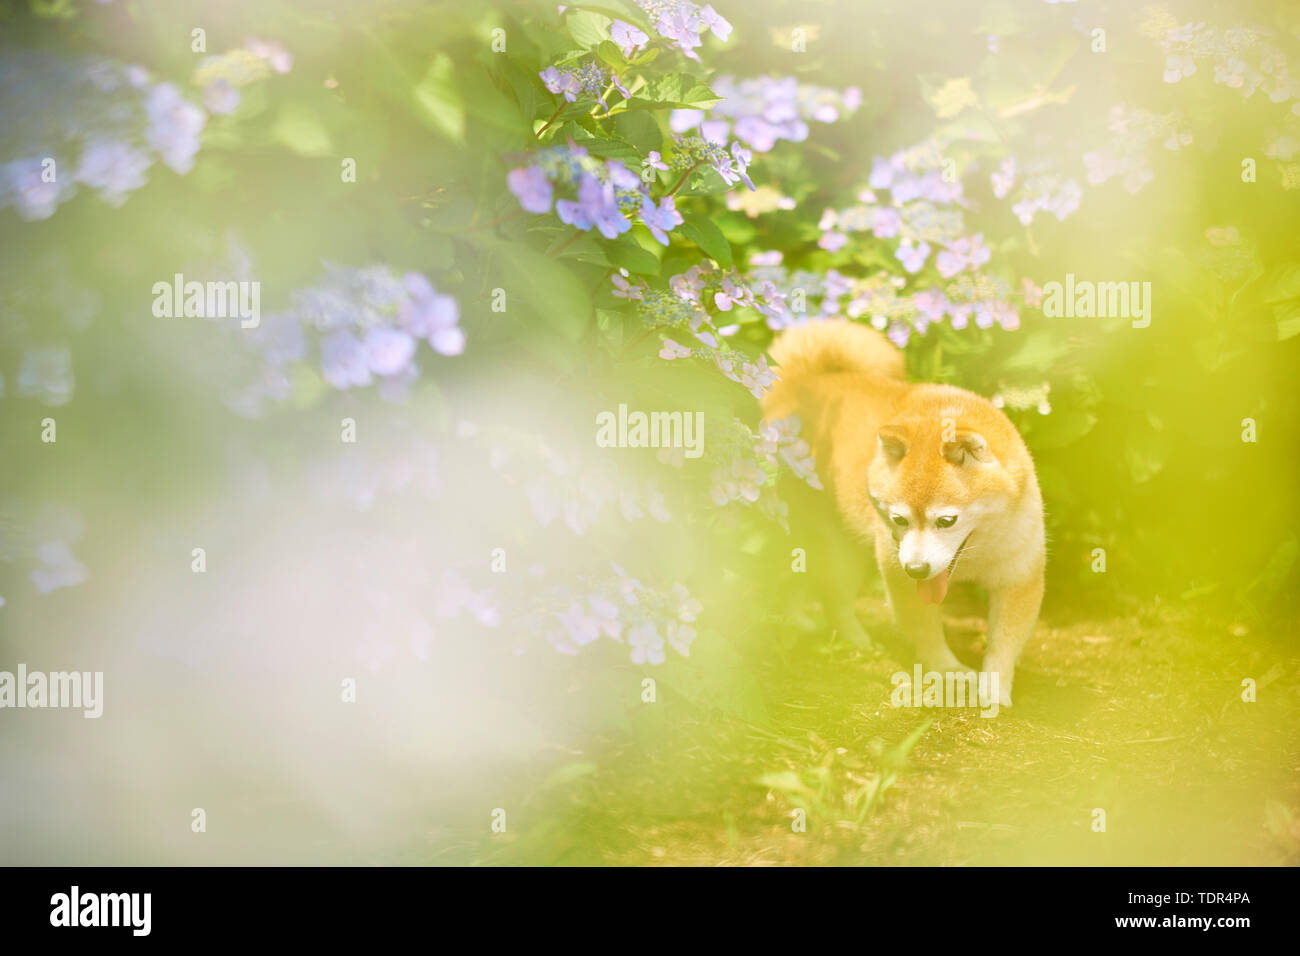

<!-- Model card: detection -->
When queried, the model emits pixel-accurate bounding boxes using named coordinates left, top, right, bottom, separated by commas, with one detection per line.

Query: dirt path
left=476, top=597, right=1300, bottom=866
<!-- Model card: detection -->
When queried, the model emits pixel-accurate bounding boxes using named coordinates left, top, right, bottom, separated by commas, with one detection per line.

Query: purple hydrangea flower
left=321, top=330, right=373, bottom=389
left=640, top=195, right=683, bottom=245
left=606, top=159, right=641, bottom=190
left=627, top=621, right=666, bottom=665
left=991, top=156, right=1017, bottom=199
left=400, top=272, right=464, bottom=356
left=895, top=238, right=931, bottom=273
left=507, top=165, right=553, bottom=213
left=870, top=207, right=901, bottom=239
left=698, top=5, right=731, bottom=39
left=912, top=288, right=949, bottom=321
left=76, top=139, right=152, bottom=206
left=540, top=65, right=580, bottom=102
left=729, top=142, right=755, bottom=190
left=363, top=326, right=417, bottom=376
left=659, top=338, right=691, bottom=359
left=0, top=55, right=210, bottom=218
left=144, top=82, right=207, bottom=174
left=202, top=78, right=241, bottom=115
left=672, top=74, right=858, bottom=153
left=556, top=173, right=630, bottom=238
left=611, top=20, right=650, bottom=58
left=635, top=0, right=732, bottom=60
left=244, top=37, right=293, bottom=74
left=886, top=322, right=910, bottom=348
left=3, top=158, right=65, bottom=220
left=819, top=231, right=848, bottom=252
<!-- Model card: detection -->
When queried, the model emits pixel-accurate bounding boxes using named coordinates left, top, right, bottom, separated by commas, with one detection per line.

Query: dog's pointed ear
left=877, top=425, right=908, bottom=463
left=942, top=429, right=994, bottom=465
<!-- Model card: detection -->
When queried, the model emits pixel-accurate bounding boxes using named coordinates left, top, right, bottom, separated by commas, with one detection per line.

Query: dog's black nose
left=905, top=562, right=930, bottom=579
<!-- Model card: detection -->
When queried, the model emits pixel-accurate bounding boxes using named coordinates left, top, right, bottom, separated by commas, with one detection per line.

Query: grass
left=464, top=587, right=1300, bottom=866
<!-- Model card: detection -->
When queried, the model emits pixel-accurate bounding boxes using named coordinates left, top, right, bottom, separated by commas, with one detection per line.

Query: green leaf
left=1261, top=264, right=1300, bottom=339
left=1259, top=263, right=1300, bottom=301
left=567, top=237, right=614, bottom=269
left=498, top=57, right=540, bottom=123
left=1278, top=310, right=1300, bottom=341
left=882, top=717, right=933, bottom=771
left=604, top=239, right=661, bottom=275
left=612, top=110, right=662, bottom=153
left=657, top=73, right=721, bottom=108
left=549, top=100, right=594, bottom=128
left=566, top=10, right=613, bottom=50
left=1123, top=429, right=1169, bottom=483
left=270, top=103, right=334, bottom=157
left=596, top=41, right=630, bottom=72
left=624, top=73, right=720, bottom=110
left=456, top=65, right=532, bottom=141
left=554, top=47, right=593, bottom=68
left=679, top=212, right=732, bottom=268
left=412, top=54, right=466, bottom=142
left=1244, top=534, right=1299, bottom=604
left=755, top=771, right=816, bottom=801
left=1027, top=408, right=1097, bottom=450
left=596, top=307, right=627, bottom=346
left=571, top=135, right=641, bottom=166
left=717, top=215, right=757, bottom=246
left=480, top=237, right=591, bottom=341
left=673, top=167, right=731, bottom=196
left=1002, top=330, right=1072, bottom=372
left=574, top=0, right=652, bottom=32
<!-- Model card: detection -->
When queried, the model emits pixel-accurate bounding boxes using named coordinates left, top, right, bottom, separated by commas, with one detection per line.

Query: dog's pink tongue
left=916, top=569, right=950, bottom=605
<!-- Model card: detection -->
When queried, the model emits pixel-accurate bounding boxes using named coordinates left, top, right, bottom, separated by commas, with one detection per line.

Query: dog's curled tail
left=767, top=319, right=905, bottom=389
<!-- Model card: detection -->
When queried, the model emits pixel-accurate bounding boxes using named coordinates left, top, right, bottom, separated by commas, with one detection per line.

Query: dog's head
left=866, top=417, right=1015, bottom=604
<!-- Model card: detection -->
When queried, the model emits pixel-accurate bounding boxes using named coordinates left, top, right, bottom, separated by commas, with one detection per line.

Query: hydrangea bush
left=2, top=0, right=1297, bottom=704
left=0, top=51, right=206, bottom=218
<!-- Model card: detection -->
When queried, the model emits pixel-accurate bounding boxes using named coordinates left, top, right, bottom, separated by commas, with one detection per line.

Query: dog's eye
left=936, top=515, right=957, bottom=529
left=891, top=515, right=909, bottom=529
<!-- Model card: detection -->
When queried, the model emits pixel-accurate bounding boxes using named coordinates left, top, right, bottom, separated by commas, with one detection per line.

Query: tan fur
left=763, top=320, right=1045, bottom=707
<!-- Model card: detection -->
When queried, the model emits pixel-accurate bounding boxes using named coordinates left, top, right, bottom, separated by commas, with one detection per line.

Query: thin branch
left=547, top=230, right=585, bottom=258
left=665, top=160, right=704, bottom=197
left=466, top=209, right=526, bottom=232
left=536, top=101, right=566, bottom=138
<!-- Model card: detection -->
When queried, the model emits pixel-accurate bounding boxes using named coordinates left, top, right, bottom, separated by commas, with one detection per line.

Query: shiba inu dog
left=762, top=320, right=1045, bottom=707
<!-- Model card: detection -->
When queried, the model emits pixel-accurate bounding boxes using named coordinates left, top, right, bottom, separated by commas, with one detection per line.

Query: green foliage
left=5, top=0, right=1297, bottom=744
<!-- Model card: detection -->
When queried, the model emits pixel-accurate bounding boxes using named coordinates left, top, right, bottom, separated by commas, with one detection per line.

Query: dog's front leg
left=983, top=569, right=1044, bottom=707
left=810, top=519, right=873, bottom=649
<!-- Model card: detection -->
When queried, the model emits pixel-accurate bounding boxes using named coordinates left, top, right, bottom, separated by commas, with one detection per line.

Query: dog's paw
left=925, top=652, right=971, bottom=675
left=833, top=614, right=873, bottom=650
left=920, top=664, right=980, bottom=708
left=978, top=673, right=1013, bottom=710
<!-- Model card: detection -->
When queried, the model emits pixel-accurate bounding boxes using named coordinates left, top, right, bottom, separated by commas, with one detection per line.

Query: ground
left=467, top=588, right=1300, bottom=866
